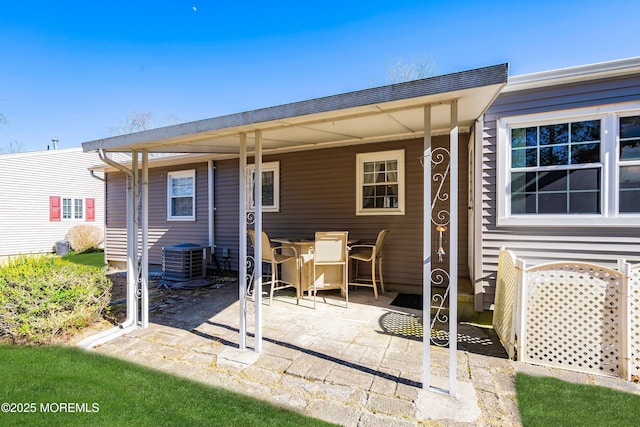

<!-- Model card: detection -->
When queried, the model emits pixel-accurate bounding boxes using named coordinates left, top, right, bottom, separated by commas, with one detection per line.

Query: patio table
left=272, top=237, right=358, bottom=296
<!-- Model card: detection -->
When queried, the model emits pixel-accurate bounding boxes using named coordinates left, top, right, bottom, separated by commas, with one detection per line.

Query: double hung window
left=50, top=196, right=94, bottom=222
left=498, top=103, right=640, bottom=226
left=246, top=161, right=279, bottom=212
left=619, top=116, right=640, bottom=212
left=510, top=120, right=601, bottom=215
left=62, top=197, right=84, bottom=220
left=167, top=170, right=195, bottom=221
left=356, top=150, right=405, bottom=215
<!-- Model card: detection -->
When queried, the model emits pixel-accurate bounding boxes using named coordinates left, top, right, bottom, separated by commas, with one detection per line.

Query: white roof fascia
left=504, top=56, right=640, bottom=92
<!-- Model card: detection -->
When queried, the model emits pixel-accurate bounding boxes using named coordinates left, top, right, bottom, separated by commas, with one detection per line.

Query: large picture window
left=356, top=150, right=405, bottom=215
left=167, top=169, right=195, bottom=221
left=497, top=103, right=640, bottom=226
left=246, top=162, right=279, bottom=212
left=510, top=120, right=601, bottom=215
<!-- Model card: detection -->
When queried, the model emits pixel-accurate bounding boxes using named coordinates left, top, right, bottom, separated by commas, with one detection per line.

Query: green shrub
left=0, top=255, right=111, bottom=344
left=66, top=224, right=103, bottom=254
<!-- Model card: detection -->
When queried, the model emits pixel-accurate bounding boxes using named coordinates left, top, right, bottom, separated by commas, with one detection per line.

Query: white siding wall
left=0, top=148, right=104, bottom=257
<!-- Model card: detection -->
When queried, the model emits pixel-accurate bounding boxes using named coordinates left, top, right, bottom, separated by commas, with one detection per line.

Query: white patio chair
left=311, top=231, right=349, bottom=308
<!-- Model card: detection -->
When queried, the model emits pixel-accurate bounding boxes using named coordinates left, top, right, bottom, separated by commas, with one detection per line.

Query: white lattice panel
left=522, top=263, right=623, bottom=377
left=630, top=265, right=640, bottom=378
left=493, top=249, right=518, bottom=359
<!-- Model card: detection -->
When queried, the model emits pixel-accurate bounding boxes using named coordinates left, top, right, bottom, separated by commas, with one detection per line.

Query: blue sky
left=1, top=0, right=638, bottom=152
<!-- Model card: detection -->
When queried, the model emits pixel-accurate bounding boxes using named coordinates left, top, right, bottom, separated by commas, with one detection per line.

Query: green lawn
left=516, top=373, right=640, bottom=426
left=60, top=251, right=106, bottom=269
left=0, top=345, right=334, bottom=427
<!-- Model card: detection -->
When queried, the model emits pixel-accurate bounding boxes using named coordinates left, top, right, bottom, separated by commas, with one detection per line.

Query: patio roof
left=82, top=63, right=508, bottom=155
left=80, top=62, right=509, bottom=397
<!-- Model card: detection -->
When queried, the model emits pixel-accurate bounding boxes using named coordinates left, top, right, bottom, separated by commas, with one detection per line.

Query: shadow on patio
left=107, top=272, right=507, bottom=376
left=97, top=274, right=510, bottom=425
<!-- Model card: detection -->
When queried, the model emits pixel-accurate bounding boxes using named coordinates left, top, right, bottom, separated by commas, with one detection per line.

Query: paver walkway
left=87, top=280, right=639, bottom=426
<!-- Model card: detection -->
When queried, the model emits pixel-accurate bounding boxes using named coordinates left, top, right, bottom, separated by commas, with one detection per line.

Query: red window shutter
left=50, top=196, right=61, bottom=222
left=85, top=198, right=95, bottom=221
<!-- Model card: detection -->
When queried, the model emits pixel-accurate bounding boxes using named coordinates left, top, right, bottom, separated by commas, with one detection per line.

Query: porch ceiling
left=82, top=64, right=508, bottom=156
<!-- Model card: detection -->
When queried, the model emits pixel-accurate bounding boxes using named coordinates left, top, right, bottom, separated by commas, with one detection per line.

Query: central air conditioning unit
left=162, top=244, right=208, bottom=281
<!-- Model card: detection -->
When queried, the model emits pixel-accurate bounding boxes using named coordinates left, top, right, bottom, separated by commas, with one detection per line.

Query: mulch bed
left=104, top=271, right=236, bottom=324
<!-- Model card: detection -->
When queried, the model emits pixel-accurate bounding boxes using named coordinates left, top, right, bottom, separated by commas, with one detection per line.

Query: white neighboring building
left=0, top=147, right=104, bottom=257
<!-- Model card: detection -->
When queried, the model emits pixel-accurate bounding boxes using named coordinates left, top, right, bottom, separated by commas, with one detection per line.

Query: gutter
left=504, top=56, right=640, bottom=92
left=98, top=148, right=133, bottom=177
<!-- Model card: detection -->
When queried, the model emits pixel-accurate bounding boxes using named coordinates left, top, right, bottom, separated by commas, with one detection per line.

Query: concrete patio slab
left=415, top=379, right=481, bottom=424
left=85, top=278, right=640, bottom=426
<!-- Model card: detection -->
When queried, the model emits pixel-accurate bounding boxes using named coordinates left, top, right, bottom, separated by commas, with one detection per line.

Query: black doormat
left=390, top=293, right=423, bottom=310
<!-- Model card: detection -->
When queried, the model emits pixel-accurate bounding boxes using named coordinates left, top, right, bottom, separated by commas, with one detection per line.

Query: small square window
left=356, top=150, right=405, bottom=215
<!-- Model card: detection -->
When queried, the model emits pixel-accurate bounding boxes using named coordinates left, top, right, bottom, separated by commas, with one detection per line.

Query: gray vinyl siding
left=105, top=163, right=210, bottom=265
left=480, top=74, right=640, bottom=310
left=0, top=148, right=104, bottom=257
left=106, top=136, right=471, bottom=292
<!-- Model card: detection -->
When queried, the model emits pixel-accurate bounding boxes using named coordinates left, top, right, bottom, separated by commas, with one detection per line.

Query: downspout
left=89, top=167, right=106, bottom=271
left=90, top=170, right=106, bottom=182
left=78, top=148, right=139, bottom=349
left=208, top=160, right=215, bottom=259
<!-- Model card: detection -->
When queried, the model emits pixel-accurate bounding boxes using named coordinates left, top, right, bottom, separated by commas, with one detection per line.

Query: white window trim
left=62, top=197, right=84, bottom=221
left=167, top=169, right=196, bottom=221
left=356, top=149, right=405, bottom=216
left=497, top=101, right=640, bottom=227
left=246, top=161, right=280, bottom=213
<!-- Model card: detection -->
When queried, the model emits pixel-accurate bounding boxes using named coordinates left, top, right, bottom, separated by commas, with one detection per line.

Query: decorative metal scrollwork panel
left=244, top=255, right=256, bottom=313
left=428, top=145, right=452, bottom=346
left=431, top=146, right=450, bottom=230
left=246, top=211, right=255, bottom=225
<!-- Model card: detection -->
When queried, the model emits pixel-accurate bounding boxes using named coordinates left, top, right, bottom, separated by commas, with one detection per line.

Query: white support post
left=254, top=130, right=263, bottom=352
left=619, top=259, right=632, bottom=381
left=239, top=134, right=247, bottom=350
left=141, top=149, right=149, bottom=328
left=125, top=156, right=134, bottom=324
left=126, top=150, right=139, bottom=326
left=449, top=100, right=459, bottom=398
left=423, top=105, right=432, bottom=391
left=208, top=160, right=215, bottom=256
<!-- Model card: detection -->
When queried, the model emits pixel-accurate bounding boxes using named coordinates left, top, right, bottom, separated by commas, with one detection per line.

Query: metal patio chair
left=248, top=229, right=300, bottom=305
left=348, top=229, right=389, bottom=300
